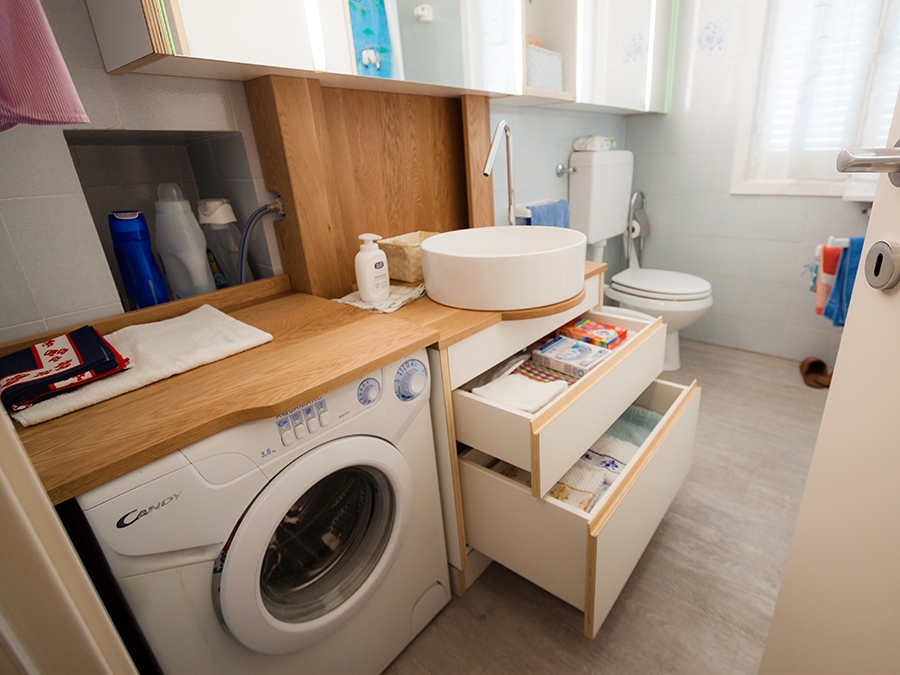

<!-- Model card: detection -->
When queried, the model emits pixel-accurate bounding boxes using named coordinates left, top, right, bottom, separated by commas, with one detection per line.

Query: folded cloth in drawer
left=586, top=435, right=641, bottom=483
left=606, top=405, right=662, bottom=447
left=493, top=460, right=532, bottom=487
left=552, top=460, right=611, bottom=512
left=11, top=305, right=273, bottom=427
left=471, top=372, right=567, bottom=414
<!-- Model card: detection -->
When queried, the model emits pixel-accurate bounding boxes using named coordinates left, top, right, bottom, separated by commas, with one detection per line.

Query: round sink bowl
left=419, top=227, right=587, bottom=311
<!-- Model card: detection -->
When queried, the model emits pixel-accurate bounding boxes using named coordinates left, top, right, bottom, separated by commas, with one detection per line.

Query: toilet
left=568, top=150, right=712, bottom=371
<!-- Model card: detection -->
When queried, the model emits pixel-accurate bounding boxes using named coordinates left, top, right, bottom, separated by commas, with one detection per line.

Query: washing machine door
left=215, top=435, right=412, bottom=654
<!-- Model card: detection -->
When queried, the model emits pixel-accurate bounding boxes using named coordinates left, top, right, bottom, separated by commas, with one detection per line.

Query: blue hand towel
left=823, top=236, right=865, bottom=327
left=528, top=200, right=569, bottom=228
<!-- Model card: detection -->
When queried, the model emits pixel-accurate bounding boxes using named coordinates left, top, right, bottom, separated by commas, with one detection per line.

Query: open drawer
left=458, top=378, right=700, bottom=638
left=452, top=310, right=666, bottom=497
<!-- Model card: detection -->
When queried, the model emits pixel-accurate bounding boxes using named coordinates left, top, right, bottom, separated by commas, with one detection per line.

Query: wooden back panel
left=247, top=76, right=476, bottom=299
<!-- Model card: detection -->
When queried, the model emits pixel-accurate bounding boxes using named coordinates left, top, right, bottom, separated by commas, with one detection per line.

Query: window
left=732, top=0, right=900, bottom=199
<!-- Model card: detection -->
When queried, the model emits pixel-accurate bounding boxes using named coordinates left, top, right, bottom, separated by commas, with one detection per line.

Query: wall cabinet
left=427, top=273, right=700, bottom=637
left=84, top=0, right=676, bottom=114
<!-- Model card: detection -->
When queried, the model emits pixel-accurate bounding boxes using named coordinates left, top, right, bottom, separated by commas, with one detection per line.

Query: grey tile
left=0, top=194, right=120, bottom=317
left=209, top=133, right=252, bottom=181
left=187, top=141, right=217, bottom=182
left=40, top=0, right=106, bottom=70
left=70, top=145, right=185, bottom=188
left=45, top=303, right=123, bottom=332
left=0, top=126, right=84, bottom=199
left=110, top=74, right=235, bottom=132
left=67, top=67, right=122, bottom=130
left=0, top=320, right=49, bottom=345
left=0, top=214, right=44, bottom=327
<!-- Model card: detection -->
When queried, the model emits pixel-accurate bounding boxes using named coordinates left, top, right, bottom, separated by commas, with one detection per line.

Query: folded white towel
left=590, top=434, right=640, bottom=465
left=12, top=305, right=273, bottom=427
left=552, top=459, right=611, bottom=512
left=334, top=284, right=426, bottom=313
left=472, top=373, right=566, bottom=414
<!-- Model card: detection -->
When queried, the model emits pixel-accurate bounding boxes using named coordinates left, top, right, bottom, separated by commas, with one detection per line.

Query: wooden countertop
left=11, top=261, right=604, bottom=504
left=13, top=279, right=438, bottom=504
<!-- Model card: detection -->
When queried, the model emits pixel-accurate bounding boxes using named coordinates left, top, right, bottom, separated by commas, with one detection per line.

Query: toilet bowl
left=604, top=268, right=712, bottom=371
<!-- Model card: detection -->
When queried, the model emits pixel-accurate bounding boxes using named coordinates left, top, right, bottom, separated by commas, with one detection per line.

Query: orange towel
left=816, top=246, right=842, bottom=315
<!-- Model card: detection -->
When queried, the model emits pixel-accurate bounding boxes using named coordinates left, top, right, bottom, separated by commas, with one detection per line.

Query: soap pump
left=355, top=233, right=390, bottom=302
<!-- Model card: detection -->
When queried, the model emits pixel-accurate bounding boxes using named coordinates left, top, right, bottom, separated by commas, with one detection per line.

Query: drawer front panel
left=585, top=382, right=700, bottom=637
left=459, top=451, right=588, bottom=609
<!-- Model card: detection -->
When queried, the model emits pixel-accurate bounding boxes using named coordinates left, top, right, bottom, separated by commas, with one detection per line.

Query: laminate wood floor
left=387, top=340, right=829, bottom=675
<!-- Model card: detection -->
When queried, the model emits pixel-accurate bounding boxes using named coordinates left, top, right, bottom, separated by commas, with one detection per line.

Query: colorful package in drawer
left=558, top=317, right=628, bottom=349
left=532, top=335, right=610, bottom=378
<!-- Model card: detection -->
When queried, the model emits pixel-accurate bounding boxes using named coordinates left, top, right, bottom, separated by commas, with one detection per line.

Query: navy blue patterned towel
left=0, top=326, right=128, bottom=412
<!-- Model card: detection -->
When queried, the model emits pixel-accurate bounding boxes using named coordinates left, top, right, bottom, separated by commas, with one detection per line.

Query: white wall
left=625, top=0, right=869, bottom=366
left=0, top=0, right=278, bottom=343
left=489, top=102, right=628, bottom=271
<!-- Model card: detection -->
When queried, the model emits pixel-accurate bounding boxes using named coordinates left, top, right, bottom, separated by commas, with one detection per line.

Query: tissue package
left=532, top=336, right=610, bottom=378
left=558, top=318, right=628, bottom=349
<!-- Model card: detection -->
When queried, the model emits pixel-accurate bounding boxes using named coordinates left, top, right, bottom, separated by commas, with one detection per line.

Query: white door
left=215, top=436, right=412, bottom=655
left=759, top=95, right=900, bottom=673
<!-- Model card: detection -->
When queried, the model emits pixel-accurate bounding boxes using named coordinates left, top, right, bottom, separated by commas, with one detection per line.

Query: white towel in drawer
left=459, top=378, right=700, bottom=639
left=453, top=311, right=666, bottom=498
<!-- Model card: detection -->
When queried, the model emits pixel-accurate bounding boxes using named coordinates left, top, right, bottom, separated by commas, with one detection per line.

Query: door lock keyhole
left=865, top=240, right=900, bottom=290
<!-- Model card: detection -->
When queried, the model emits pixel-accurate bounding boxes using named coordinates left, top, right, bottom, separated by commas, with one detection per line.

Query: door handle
left=837, top=140, right=900, bottom=186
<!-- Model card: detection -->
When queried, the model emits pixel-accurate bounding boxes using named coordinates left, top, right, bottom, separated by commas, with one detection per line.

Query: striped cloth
left=0, top=0, right=89, bottom=131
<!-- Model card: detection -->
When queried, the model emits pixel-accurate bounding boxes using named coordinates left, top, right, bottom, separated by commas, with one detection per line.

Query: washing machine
left=76, top=350, right=450, bottom=675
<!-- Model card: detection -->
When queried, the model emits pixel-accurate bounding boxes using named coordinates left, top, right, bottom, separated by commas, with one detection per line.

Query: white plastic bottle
left=154, top=183, right=216, bottom=299
left=197, top=198, right=253, bottom=287
left=355, top=233, right=390, bottom=302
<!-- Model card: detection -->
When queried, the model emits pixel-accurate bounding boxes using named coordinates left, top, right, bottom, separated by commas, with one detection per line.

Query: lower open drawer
left=458, top=378, right=700, bottom=638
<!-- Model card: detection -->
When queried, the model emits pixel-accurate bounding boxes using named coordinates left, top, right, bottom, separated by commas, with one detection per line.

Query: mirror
left=577, top=0, right=677, bottom=112
left=332, top=0, right=520, bottom=94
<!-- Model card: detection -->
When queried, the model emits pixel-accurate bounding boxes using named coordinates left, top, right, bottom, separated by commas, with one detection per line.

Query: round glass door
left=216, top=436, right=412, bottom=655
left=259, top=466, right=394, bottom=623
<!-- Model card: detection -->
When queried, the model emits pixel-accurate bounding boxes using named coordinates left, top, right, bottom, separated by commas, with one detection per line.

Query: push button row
left=277, top=400, right=330, bottom=446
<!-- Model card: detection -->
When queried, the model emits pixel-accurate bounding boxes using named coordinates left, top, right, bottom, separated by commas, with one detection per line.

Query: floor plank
left=387, top=340, right=828, bottom=675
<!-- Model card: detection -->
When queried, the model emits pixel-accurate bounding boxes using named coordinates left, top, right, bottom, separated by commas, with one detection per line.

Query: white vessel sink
left=419, top=227, right=587, bottom=311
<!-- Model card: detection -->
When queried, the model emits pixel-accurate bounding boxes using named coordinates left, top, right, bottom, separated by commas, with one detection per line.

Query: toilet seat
left=610, top=268, right=712, bottom=302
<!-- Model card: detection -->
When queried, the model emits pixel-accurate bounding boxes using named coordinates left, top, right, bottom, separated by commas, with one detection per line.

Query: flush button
left=865, top=240, right=900, bottom=290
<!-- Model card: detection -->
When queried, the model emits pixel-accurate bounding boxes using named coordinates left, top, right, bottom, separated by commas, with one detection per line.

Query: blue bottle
left=108, top=211, right=170, bottom=309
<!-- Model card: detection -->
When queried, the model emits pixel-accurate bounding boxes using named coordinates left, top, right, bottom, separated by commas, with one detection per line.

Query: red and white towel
left=815, top=246, right=842, bottom=315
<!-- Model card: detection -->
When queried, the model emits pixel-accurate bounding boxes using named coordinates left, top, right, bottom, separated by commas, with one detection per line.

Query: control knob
left=394, top=359, right=428, bottom=401
left=357, top=378, right=381, bottom=405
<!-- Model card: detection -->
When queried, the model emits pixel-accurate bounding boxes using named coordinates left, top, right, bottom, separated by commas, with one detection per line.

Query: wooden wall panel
left=245, top=77, right=352, bottom=298
left=247, top=76, right=472, bottom=298
left=321, top=88, right=469, bottom=277
left=461, top=95, right=495, bottom=228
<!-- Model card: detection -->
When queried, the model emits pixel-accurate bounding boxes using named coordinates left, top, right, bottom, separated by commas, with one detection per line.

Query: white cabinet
left=85, top=0, right=317, bottom=74
left=431, top=273, right=700, bottom=638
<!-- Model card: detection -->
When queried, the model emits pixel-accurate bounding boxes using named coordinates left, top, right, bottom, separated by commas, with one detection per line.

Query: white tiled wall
left=624, top=0, right=869, bottom=366
left=0, top=0, right=280, bottom=341
left=489, top=103, right=628, bottom=270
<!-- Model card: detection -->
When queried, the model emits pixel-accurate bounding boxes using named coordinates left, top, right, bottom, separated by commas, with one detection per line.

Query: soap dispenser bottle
left=154, top=183, right=216, bottom=299
left=355, top=233, right=390, bottom=302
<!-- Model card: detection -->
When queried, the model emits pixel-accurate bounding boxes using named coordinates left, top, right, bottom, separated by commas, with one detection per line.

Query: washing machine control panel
left=357, top=378, right=381, bottom=406
left=393, top=359, right=428, bottom=401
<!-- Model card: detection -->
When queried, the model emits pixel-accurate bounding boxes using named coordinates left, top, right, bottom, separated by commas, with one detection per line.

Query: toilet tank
left=568, top=150, right=634, bottom=244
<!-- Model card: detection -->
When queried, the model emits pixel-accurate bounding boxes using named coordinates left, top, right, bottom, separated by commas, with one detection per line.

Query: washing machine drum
left=215, top=435, right=413, bottom=654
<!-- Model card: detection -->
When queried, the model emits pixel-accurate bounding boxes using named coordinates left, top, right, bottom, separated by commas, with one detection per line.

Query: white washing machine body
left=77, top=350, right=450, bottom=675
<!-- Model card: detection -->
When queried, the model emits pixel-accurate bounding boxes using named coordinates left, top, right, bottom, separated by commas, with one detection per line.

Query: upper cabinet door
left=577, top=0, right=677, bottom=112
left=173, top=0, right=315, bottom=70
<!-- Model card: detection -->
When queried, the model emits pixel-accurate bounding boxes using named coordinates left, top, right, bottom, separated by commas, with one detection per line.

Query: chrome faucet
left=483, top=120, right=516, bottom=226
